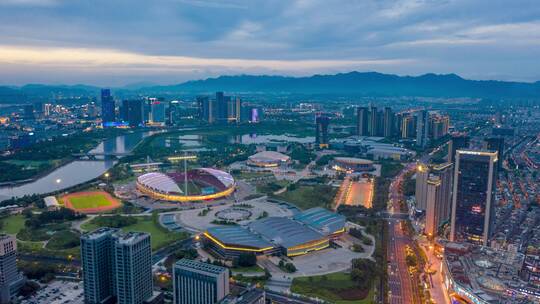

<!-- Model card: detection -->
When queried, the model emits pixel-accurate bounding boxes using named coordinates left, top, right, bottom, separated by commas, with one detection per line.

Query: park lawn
left=81, top=216, right=187, bottom=251
left=68, top=193, right=113, bottom=209
left=291, top=272, right=374, bottom=304
left=0, top=215, right=26, bottom=235
left=273, top=184, right=337, bottom=210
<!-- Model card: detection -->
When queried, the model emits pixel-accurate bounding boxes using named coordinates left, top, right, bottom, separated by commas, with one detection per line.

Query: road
left=386, top=162, right=420, bottom=304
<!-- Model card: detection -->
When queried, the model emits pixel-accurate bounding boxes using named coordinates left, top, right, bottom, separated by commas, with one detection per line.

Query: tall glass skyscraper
left=450, top=150, right=498, bottom=246
left=101, top=89, right=116, bottom=126
left=173, top=259, right=229, bottom=304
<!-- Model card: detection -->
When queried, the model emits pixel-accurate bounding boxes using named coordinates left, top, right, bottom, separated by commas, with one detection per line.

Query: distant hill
left=152, top=72, right=540, bottom=98
left=0, top=84, right=100, bottom=104
left=1, top=72, right=539, bottom=103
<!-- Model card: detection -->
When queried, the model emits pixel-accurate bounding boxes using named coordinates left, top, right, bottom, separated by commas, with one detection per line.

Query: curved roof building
left=136, top=168, right=235, bottom=202
left=331, top=157, right=375, bottom=172
left=247, top=151, right=291, bottom=167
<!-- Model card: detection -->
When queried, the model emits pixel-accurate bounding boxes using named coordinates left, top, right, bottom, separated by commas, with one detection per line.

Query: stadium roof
left=200, top=168, right=235, bottom=188
left=249, top=217, right=324, bottom=249
left=137, top=172, right=183, bottom=194
left=206, top=226, right=273, bottom=250
left=293, top=207, right=346, bottom=235
left=248, top=151, right=290, bottom=163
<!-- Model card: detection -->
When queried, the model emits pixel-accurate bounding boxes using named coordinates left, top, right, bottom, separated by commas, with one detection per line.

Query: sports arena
left=247, top=151, right=291, bottom=167
left=136, top=168, right=235, bottom=202
left=202, top=207, right=346, bottom=260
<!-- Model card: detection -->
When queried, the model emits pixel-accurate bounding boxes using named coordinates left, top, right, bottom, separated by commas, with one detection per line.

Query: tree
left=237, top=253, right=257, bottom=267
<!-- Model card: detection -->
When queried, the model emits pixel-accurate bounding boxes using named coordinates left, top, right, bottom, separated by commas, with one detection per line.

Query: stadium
left=202, top=207, right=346, bottom=260
left=247, top=151, right=291, bottom=167
left=331, top=157, right=375, bottom=173
left=136, top=168, right=235, bottom=202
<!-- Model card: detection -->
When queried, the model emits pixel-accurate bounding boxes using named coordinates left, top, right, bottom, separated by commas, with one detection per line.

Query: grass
left=291, top=272, right=374, bottom=304
left=0, top=215, right=26, bottom=235
left=273, top=184, right=337, bottom=210
left=81, top=216, right=187, bottom=250
left=66, top=193, right=114, bottom=209
left=46, top=230, right=80, bottom=251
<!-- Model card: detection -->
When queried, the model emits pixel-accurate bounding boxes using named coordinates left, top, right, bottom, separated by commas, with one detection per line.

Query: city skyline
left=0, top=0, right=539, bottom=85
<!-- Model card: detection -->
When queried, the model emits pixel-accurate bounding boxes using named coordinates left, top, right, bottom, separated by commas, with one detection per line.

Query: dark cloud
left=0, top=0, right=539, bottom=84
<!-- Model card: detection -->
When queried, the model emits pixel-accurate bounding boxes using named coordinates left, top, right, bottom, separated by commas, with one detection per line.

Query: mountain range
left=1, top=72, right=539, bottom=103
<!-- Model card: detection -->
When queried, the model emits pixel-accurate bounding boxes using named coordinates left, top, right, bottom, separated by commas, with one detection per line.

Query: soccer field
left=69, top=194, right=112, bottom=209
left=61, top=191, right=121, bottom=213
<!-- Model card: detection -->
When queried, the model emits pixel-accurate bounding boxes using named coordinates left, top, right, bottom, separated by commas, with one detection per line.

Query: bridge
left=72, top=151, right=133, bottom=159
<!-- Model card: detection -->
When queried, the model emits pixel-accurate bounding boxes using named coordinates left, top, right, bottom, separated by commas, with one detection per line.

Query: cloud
left=0, top=0, right=539, bottom=84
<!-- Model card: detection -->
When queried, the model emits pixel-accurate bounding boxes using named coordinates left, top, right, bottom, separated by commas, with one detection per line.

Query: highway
left=386, top=162, right=420, bottom=304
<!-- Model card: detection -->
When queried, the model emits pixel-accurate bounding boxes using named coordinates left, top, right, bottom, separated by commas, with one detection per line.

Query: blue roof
left=249, top=217, right=324, bottom=249
left=293, top=207, right=346, bottom=235
left=206, top=226, right=274, bottom=250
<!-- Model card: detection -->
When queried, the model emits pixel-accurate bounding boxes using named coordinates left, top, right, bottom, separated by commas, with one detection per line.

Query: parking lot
left=21, top=280, right=84, bottom=304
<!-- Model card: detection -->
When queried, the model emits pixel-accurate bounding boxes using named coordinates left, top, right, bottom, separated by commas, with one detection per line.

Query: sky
left=0, top=0, right=539, bottom=86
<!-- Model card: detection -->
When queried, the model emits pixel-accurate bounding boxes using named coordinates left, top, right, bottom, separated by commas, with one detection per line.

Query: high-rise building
left=44, top=103, right=53, bottom=117
left=400, top=115, right=416, bottom=139
left=114, top=233, right=153, bottom=304
left=101, top=89, right=116, bottom=126
left=150, top=99, right=166, bottom=124
left=450, top=150, right=498, bottom=246
left=167, top=100, right=179, bottom=126
left=216, top=92, right=228, bottom=123
left=81, top=228, right=118, bottom=304
left=369, top=106, right=378, bottom=136
left=415, top=163, right=430, bottom=211
left=484, top=137, right=504, bottom=171
left=81, top=228, right=154, bottom=304
left=0, top=235, right=25, bottom=304
left=430, top=115, right=450, bottom=140
left=383, top=107, right=394, bottom=137
left=227, top=97, right=241, bottom=123
left=416, top=110, right=429, bottom=147
left=127, top=100, right=144, bottom=127
left=120, top=100, right=130, bottom=122
left=315, top=113, right=330, bottom=149
left=424, top=163, right=453, bottom=237
left=173, top=259, right=229, bottom=304
left=448, top=135, right=470, bottom=163
left=198, top=96, right=214, bottom=123
left=356, top=107, right=369, bottom=136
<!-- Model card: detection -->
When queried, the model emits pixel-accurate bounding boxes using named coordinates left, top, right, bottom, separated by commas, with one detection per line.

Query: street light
left=56, top=178, right=61, bottom=184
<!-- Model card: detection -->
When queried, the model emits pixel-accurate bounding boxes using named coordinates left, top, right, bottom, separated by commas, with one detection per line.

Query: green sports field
left=69, top=194, right=112, bottom=209
left=61, top=191, right=120, bottom=213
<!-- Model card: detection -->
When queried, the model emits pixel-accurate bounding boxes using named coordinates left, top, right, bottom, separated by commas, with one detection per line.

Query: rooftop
left=249, top=217, right=325, bottom=249
left=206, top=226, right=274, bottom=250
left=293, top=207, right=346, bottom=235
left=174, top=258, right=228, bottom=275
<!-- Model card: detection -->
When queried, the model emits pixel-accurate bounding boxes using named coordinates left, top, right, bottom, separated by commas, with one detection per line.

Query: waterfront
left=0, top=131, right=152, bottom=200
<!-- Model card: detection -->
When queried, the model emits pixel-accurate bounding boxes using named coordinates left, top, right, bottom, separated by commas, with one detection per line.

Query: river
left=0, top=132, right=151, bottom=201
